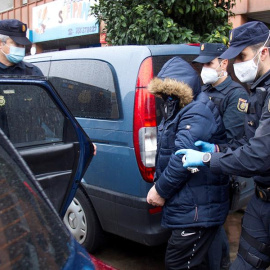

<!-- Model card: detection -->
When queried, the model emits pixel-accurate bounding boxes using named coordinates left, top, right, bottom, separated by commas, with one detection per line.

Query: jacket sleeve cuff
left=210, top=152, right=224, bottom=174
left=155, top=178, right=170, bottom=199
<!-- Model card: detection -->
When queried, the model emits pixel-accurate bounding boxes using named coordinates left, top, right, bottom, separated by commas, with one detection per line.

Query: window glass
left=31, top=61, right=51, bottom=77
left=48, top=60, right=119, bottom=119
left=0, top=144, right=70, bottom=269
left=0, top=84, right=64, bottom=146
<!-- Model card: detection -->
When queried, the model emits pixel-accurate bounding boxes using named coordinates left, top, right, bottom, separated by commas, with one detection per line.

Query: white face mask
left=233, top=52, right=260, bottom=84
left=233, top=31, right=270, bottom=84
left=200, top=64, right=227, bottom=85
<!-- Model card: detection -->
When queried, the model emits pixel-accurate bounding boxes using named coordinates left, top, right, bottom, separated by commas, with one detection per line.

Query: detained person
left=146, top=56, right=229, bottom=270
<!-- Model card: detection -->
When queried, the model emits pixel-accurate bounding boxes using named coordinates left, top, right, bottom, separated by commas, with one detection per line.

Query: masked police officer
left=177, top=21, right=270, bottom=269
left=193, top=43, right=249, bottom=270
left=193, top=43, right=248, bottom=140
left=0, top=19, right=43, bottom=75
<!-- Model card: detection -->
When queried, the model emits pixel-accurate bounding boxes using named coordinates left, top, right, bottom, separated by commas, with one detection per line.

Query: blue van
left=26, top=45, right=253, bottom=252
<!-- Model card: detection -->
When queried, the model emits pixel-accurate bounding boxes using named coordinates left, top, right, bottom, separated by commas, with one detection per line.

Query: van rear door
left=0, top=77, right=94, bottom=217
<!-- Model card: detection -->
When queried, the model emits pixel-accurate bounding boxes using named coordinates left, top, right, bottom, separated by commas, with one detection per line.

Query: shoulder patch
left=237, top=98, right=248, bottom=113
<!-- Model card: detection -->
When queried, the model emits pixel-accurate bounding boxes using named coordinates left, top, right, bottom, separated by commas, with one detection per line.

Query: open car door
left=0, top=77, right=94, bottom=217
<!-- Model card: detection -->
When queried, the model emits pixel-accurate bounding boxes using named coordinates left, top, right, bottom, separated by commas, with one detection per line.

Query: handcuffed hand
left=195, top=141, right=215, bottom=153
left=147, top=185, right=165, bottom=207
left=175, top=149, right=205, bottom=168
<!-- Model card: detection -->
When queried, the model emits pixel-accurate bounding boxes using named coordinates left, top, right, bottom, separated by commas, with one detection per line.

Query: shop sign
left=32, top=0, right=99, bottom=43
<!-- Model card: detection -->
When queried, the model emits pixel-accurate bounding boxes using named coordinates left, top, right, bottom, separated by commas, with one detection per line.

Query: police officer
left=193, top=43, right=249, bottom=270
left=0, top=19, right=43, bottom=75
left=177, top=21, right=270, bottom=269
left=193, top=43, right=248, bottom=140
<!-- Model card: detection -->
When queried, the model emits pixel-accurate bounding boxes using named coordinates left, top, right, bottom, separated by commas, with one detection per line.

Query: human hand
left=147, top=185, right=165, bottom=207
left=175, top=149, right=205, bottom=168
left=195, top=141, right=215, bottom=153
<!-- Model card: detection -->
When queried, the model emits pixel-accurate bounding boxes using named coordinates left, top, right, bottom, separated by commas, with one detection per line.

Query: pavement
left=93, top=210, right=270, bottom=270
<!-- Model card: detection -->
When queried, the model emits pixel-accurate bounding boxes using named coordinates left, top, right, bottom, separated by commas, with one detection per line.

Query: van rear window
left=48, top=60, right=119, bottom=119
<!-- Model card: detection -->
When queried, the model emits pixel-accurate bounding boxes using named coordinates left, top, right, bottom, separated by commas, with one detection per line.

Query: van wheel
left=63, top=188, right=105, bottom=253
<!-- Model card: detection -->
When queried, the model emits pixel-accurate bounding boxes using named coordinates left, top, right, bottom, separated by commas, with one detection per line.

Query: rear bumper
left=81, top=183, right=170, bottom=246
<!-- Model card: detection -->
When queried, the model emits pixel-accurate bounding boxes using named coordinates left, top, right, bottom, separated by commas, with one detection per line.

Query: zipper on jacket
left=194, top=205, right=198, bottom=221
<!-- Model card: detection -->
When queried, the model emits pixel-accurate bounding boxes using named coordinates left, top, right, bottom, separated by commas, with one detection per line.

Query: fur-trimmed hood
left=148, top=57, right=201, bottom=109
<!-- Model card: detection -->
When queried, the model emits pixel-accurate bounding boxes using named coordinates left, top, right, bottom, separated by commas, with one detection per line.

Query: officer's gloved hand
left=175, top=149, right=205, bottom=168
left=195, top=141, right=215, bottom=153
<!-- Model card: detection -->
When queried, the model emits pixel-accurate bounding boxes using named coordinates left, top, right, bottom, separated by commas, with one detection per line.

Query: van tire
left=63, top=188, right=105, bottom=253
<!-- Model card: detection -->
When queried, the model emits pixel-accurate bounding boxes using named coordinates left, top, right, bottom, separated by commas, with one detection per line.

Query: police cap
left=192, top=43, right=227, bottom=63
left=0, top=19, right=31, bottom=46
left=220, top=21, right=270, bottom=60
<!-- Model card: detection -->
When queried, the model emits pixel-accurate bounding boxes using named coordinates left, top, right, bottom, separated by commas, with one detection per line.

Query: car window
left=48, top=60, right=119, bottom=119
left=0, top=84, right=65, bottom=147
left=0, top=144, right=71, bottom=269
left=30, top=60, right=51, bottom=76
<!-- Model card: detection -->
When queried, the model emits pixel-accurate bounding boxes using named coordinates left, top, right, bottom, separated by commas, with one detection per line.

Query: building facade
left=230, top=0, right=270, bottom=28
left=0, top=0, right=106, bottom=54
left=0, top=0, right=269, bottom=54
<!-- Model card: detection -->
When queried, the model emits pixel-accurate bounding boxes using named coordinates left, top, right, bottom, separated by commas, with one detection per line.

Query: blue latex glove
left=175, top=149, right=205, bottom=168
left=195, top=140, right=215, bottom=153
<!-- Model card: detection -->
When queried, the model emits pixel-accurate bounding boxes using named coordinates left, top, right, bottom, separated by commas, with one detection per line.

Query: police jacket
left=149, top=57, right=229, bottom=229
left=0, top=61, right=43, bottom=76
left=211, top=70, right=270, bottom=187
left=202, top=76, right=248, bottom=140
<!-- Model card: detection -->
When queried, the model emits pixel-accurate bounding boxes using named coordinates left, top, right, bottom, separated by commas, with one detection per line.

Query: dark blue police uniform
left=0, top=19, right=43, bottom=76
left=193, top=43, right=248, bottom=270
left=202, top=76, right=248, bottom=140
left=0, top=61, right=43, bottom=76
left=193, top=43, right=248, bottom=141
left=209, top=22, right=270, bottom=270
left=213, top=70, right=270, bottom=270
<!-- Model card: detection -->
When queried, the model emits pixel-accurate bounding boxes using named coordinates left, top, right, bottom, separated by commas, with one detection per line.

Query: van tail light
left=134, top=57, right=157, bottom=183
left=188, top=43, right=200, bottom=47
left=149, top=207, right=162, bottom=214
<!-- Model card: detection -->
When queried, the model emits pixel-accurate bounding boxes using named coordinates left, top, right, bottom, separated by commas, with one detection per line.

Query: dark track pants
left=165, top=226, right=219, bottom=270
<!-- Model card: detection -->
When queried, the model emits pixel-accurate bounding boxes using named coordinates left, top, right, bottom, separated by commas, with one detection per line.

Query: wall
left=0, top=0, right=102, bottom=53
left=0, top=0, right=54, bottom=29
left=230, top=0, right=270, bottom=27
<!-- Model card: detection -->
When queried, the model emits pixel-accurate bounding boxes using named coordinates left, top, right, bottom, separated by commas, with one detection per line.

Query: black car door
left=0, top=77, right=94, bottom=217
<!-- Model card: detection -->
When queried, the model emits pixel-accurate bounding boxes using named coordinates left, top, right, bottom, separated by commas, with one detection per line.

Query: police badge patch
left=0, top=96, right=5, bottom=106
left=237, top=98, right=248, bottom=113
